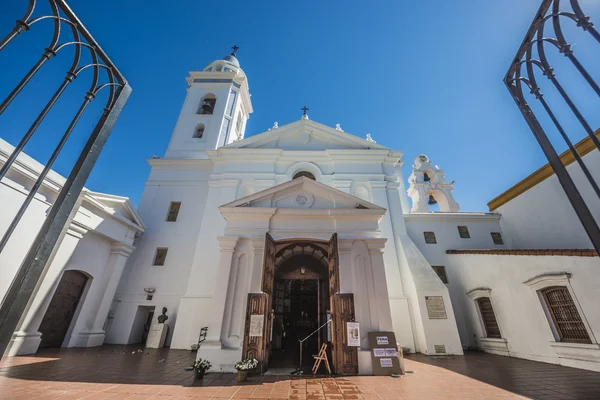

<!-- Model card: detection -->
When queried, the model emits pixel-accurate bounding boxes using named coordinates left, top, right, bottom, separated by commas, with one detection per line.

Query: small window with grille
left=491, top=232, right=504, bottom=245
left=476, top=297, right=501, bottom=339
left=541, top=286, right=591, bottom=343
left=458, top=226, right=470, bottom=239
left=432, top=266, right=448, bottom=284
left=153, top=248, right=168, bottom=266
left=424, top=231, right=437, bottom=244
left=166, top=202, right=181, bottom=222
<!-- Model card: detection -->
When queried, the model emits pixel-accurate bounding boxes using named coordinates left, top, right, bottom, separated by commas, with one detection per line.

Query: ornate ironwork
left=505, top=0, right=600, bottom=253
left=0, top=0, right=131, bottom=355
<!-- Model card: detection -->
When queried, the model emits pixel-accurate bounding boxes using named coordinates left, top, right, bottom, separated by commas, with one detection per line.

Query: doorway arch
left=242, top=234, right=357, bottom=374
left=38, top=270, right=89, bottom=348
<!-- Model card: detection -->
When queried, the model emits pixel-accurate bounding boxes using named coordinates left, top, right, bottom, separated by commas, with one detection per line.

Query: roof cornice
left=488, top=129, right=600, bottom=211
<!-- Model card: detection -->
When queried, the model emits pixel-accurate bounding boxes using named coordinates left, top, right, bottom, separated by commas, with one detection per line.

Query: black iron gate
left=505, top=0, right=600, bottom=253
left=0, top=0, right=131, bottom=355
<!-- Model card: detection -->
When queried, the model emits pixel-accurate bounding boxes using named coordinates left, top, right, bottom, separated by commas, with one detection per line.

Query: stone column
left=365, top=239, right=393, bottom=332
left=250, top=237, right=265, bottom=293
left=338, top=239, right=354, bottom=293
left=205, top=236, right=239, bottom=346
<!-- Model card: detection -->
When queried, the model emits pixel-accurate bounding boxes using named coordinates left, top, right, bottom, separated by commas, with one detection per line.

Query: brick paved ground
left=0, top=345, right=599, bottom=399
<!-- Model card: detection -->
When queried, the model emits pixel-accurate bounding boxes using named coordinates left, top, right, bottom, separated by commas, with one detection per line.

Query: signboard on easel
left=368, top=331, right=402, bottom=376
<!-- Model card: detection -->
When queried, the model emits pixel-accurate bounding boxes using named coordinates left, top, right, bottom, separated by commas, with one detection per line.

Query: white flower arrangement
left=234, top=358, right=258, bottom=371
left=192, top=358, right=212, bottom=372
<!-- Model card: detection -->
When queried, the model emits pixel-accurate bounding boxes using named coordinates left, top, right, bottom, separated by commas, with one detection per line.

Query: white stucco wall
left=404, top=213, right=505, bottom=347
left=448, top=252, right=600, bottom=372
left=494, top=149, right=599, bottom=249
left=0, top=138, right=144, bottom=356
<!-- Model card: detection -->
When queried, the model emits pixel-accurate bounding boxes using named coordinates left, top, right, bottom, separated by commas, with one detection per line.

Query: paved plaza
left=0, top=346, right=599, bottom=399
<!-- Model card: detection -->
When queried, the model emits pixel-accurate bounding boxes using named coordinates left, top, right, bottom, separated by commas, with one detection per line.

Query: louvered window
left=541, top=286, right=591, bottom=343
left=476, top=297, right=501, bottom=339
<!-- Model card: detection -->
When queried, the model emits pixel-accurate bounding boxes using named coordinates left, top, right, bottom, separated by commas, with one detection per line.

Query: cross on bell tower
left=231, top=45, right=239, bottom=55
left=301, top=105, right=309, bottom=120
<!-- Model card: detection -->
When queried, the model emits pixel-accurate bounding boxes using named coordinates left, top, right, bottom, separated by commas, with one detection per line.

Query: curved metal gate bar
left=0, top=0, right=131, bottom=356
left=505, top=0, right=600, bottom=253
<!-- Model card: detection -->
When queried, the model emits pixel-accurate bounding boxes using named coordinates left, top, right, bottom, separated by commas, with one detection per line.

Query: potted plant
left=192, top=358, right=212, bottom=380
left=234, top=358, right=258, bottom=382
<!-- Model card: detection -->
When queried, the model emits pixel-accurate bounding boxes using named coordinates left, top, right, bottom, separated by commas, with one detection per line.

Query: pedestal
left=146, top=323, right=168, bottom=348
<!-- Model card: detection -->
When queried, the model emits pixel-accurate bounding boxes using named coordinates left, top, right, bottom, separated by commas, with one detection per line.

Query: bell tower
left=407, top=154, right=460, bottom=212
left=164, top=47, right=253, bottom=159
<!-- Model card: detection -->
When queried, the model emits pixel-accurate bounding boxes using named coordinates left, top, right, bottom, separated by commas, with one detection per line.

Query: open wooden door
left=333, top=293, right=358, bottom=375
left=241, top=293, right=269, bottom=372
left=328, top=233, right=340, bottom=310
left=259, top=233, right=277, bottom=371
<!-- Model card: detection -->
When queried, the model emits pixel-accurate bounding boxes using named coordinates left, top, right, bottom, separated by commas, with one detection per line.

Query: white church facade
left=1, top=50, right=599, bottom=373
left=102, top=51, right=498, bottom=374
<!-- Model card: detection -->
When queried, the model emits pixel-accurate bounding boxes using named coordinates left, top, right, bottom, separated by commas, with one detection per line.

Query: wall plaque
left=425, top=296, right=447, bottom=319
left=249, top=314, right=264, bottom=337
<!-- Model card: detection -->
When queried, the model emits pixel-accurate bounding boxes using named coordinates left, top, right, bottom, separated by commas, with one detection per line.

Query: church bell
left=428, top=194, right=437, bottom=205
left=201, top=100, right=212, bottom=112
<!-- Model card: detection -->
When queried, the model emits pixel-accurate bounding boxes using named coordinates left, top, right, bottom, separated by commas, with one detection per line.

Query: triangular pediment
left=221, top=177, right=385, bottom=211
left=224, top=119, right=388, bottom=151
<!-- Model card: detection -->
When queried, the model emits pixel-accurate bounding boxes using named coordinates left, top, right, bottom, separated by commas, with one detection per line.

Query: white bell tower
left=407, top=154, right=460, bottom=213
left=164, top=47, right=253, bottom=159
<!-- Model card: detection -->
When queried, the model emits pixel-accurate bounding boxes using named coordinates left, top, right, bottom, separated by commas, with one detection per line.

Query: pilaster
left=207, top=236, right=239, bottom=344
left=250, top=237, right=266, bottom=293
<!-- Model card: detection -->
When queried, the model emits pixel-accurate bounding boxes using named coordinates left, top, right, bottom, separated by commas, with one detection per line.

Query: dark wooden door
left=332, top=293, right=358, bottom=374
left=262, top=233, right=276, bottom=296
left=328, top=233, right=340, bottom=310
left=39, top=270, right=88, bottom=348
left=242, top=293, right=269, bottom=372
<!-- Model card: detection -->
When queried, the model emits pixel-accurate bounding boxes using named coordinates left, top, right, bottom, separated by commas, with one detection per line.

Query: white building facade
left=105, top=52, right=470, bottom=374
left=0, top=138, right=145, bottom=356
left=3, top=50, right=598, bottom=375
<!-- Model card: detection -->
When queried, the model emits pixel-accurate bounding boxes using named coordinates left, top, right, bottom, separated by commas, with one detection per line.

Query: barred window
left=458, top=226, right=470, bottom=239
left=476, top=297, right=501, bottom=339
left=432, top=266, right=448, bottom=284
left=424, top=231, right=437, bottom=244
left=541, top=286, right=591, bottom=343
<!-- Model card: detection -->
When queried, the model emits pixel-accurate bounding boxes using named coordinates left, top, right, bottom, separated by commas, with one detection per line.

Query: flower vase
left=237, top=370, right=248, bottom=383
left=194, top=370, right=205, bottom=380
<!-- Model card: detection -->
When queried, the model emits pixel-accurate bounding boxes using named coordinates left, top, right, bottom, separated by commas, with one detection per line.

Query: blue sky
left=1, top=0, right=599, bottom=211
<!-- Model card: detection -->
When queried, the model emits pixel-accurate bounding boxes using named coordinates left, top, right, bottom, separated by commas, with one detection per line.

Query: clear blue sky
left=1, top=1, right=599, bottom=211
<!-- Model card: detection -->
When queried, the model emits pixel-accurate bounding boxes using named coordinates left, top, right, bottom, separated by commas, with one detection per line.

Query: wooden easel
left=311, top=343, right=331, bottom=374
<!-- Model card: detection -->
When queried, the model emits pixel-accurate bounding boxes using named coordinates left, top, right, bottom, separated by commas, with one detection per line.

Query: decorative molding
left=549, top=341, right=600, bottom=363
left=67, top=220, right=89, bottom=239
left=523, top=272, right=572, bottom=290
left=110, top=242, right=136, bottom=257
left=251, top=237, right=266, bottom=251
left=217, top=236, right=240, bottom=252
left=479, top=338, right=510, bottom=356
left=488, top=129, right=600, bottom=211
left=338, top=239, right=354, bottom=253
left=447, top=249, right=597, bottom=257
left=466, top=287, right=492, bottom=299
left=364, top=238, right=387, bottom=253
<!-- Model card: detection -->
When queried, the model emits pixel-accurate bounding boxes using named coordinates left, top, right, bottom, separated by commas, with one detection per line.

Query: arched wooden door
left=39, top=270, right=88, bottom=348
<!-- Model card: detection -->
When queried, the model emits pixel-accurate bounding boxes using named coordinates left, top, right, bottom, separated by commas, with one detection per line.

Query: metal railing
left=505, top=0, right=600, bottom=253
left=0, top=0, right=131, bottom=356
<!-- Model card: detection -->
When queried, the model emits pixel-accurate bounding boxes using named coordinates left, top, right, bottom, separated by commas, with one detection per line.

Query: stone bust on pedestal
left=157, top=307, right=168, bottom=323
left=147, top=307, right=169, bottom=348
